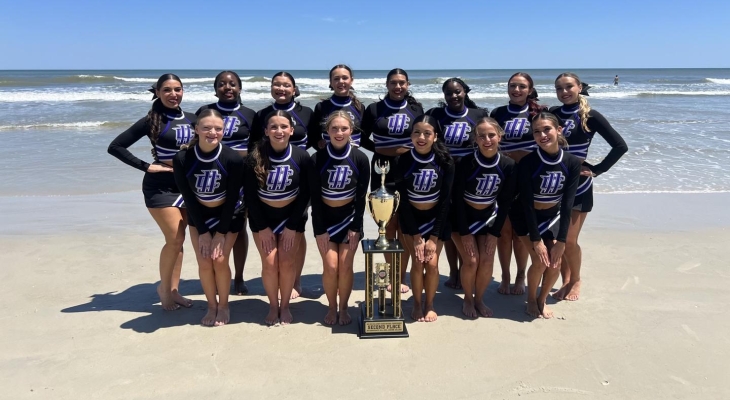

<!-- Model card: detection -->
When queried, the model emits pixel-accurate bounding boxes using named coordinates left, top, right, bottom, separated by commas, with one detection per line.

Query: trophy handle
left=392, top=191, right=400, bottom=217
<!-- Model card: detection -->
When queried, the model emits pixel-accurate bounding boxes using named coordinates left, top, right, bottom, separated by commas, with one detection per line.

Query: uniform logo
left=223, top=116, right=241, bottom=138
left=443, top=122, right=471, bottom=146
left=266, top=166, right=293, bottom=191
left=327, top=166, right=352, bottom=189
left=173, top=125, right=193, bottom=146
left=540, top=171, right=565, bottom=194
left=562, top=119, right=576, bottom=137
left=475, top=174, right=501, bottom=197
left=503, top=118, right=530, bottom=139
left=387, top=114, right=410, bottom=135
left=412, top=169, right=438, bottom=192
left=194, top=170, right=221, bottom=194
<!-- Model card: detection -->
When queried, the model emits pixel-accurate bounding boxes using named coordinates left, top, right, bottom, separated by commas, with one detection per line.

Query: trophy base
left=358, top=300, right=409, bottom=339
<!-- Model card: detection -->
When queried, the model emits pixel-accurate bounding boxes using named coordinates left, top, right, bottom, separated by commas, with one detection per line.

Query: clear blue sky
left=0, top=0, right=727, bottom=70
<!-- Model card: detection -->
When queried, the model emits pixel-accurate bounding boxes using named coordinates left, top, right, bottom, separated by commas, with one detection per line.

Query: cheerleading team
left=489, top=72, right=546, bottom=295
left=360, top=68, right=424, bottom=293
left=107, top=73, right=196, bottom=311
left=394, top=115, right=455, bottom=322
left=550, top=73, right=628, bottom=301
left=196, top=71, right=256, bottom=296
left=244, top=110, right=312, bottom=325
left=253, top=72, right=314, bottom=299
left=310, top=111, right=370, bottom=325
left=451, top=117, right=517, bottom=318
left=512, top=112, right=581, bottom=318
left=426, top=78, right=488, bottom=289
left=172, top=109, right=244, bottom=326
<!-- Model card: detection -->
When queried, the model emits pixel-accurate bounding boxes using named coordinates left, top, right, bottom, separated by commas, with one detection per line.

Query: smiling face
left=508, top=76, right=532, bottom=106
left=326, top=116, right=352, bottom=149
left=386, top=73, right=409, bottom=101
left=265, top=115, right=294, bottom=149
left=532, top=117, right=561, bottom=153
left=271, top=75, right=296, bottom=104
left=474, top=122, right=501, bottom=158
left=411, top=121, right=437, bottom=154
left=195, top=115, right=224, bottom=149
left=156, top=79, right=183, bottom=108
left=330, top=68, right=353, bottom=97
left=555, top=76, right=582, bottom=105
left=215, top=73, right=241, bottom=103
left=443, top=81, right=466, bottom=111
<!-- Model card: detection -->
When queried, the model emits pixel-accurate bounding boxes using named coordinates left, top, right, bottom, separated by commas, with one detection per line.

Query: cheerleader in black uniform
left=426, top=78, right=488, bottom=290
left=361, top=68, right=424, bottom=294
left=253, top=72, right=314, bottom=300
left=308, top=64, right=373, bottom=150
left=310, top=111, right=370, bottom=325
left=490, top=72, right=546, bottom=295
left=244, top=111, right=312, bottom=325
left=394, top=115, right=455, bottom=322
left=196, top=71, right=256, bottom=296
left=451, top=117, right=516, bottom=318
left=512, top=113, right=581, bottom=318
left=172, top=109, right=244, bottom=326
left=550, top=73, right=628, bottom=301
left=107, top=74, right=195, bottom=311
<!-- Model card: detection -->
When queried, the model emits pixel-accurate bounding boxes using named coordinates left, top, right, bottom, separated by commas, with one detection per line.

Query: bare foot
left=411, top=306, right=424, bottom=322
left=290, top=285, right=301, bottom=300
left=201, top=308, right=217, bottom=326
left=538, top=301, right=554, bottom=319
left=157, top=285, right=180, bottom=311
left=444, top=275, right=462, bottom=289
left=497, top=280, right=511, bottom=295
left=215, top=307, right=230, bottom=326
left=265, top=306, right=279, bottom=325
left=424, top=307, right=438, bottom=322
left=171, top=290, right=193, bottom=308
left=526, top=301, right=542, bottom=318
left=338, top=309, right=351, bottom=326
left=565, top=280, right=581, bottom=301
left=280, top=307, right=293, bottom=325
left=475, top=301, right=493, bottom=317
left=400, top=284, right=410, bottom=293
left=233, top=279, right=248, bottom=295
left=462, top=301, right=477, bottom=318
left=511, top=272, right=526, bottom=295
left=552, top=285, right=568, bottom=300
left=324, top=308, right=338, bottom=325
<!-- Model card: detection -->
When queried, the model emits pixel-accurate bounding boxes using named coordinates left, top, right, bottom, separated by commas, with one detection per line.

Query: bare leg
left=213, top=232, right=237, bottom=326
left=444, top=240, right=462, bottom=289
left=291, top=235, right=306, bottom=299
left=563, top=211, right=587, bottom=301
left=452, top=234, right=478, bottom=318
left=538, top=239, right=560, bottom=319
left=496, top=217, right=513, bottom=295
left=320, top=242, right=339, bottom=325
left=424, top=240, right=444, bottom=322
left=253, top=232, right=280, bottom=325
left=404, top=235, right=424, bottom=322
left=521, top=236, right=546, bottom=318
left=474, top=235, right=494, bottom=317
left=189, top=226, right=217, bottom=326
left=232, top=229, right=249, bottom=295
left=397, top=224, right=411, bottom=293
left=277, top=233, right=301, bottom=324
left=148, top=207, right=187, bottom=311
left=511, top=231, right=528, bottom=295
left=337, top=243, right=357, bottom=325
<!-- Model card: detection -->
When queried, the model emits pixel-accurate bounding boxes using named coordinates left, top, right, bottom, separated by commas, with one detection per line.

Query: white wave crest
left=0, top=121, right=110, bottom=130
left=112, top=76, right=216, bottom=83
left=705, top=78, right=730, bottom=84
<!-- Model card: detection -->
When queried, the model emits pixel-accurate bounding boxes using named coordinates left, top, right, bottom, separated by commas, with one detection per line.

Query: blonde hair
left=556, top=72, right=591, bottom=132
left=475, top=116, right=505, bottom=138
left=532, top=112, right=568, bottom=149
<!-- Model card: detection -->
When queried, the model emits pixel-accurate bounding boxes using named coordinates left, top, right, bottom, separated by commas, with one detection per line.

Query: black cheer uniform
left=512, top=148, right=581, bottom=242
left=452, top=151, right=516, bottom=236
left=426, top=106, right=488, bottom=158
left=550, top=104, right=628, bottom=212
left=108, top=108, right=196, bottom=208
left=490, top=103, right=537, bottom=153
left=310, top=143, right=370, bottom=243
left=361, top=97, right=424, bottom=191
left=173, top=144, right=245, bottom=234
left=196, top=101, right=256, bottom=153
left=394, top=149, right=455, bottom=241
left=252, top=101, right=313, bottom=149
left=309, top=95, right=371, bottom=150
left=244, top=143, right=312, bottom=234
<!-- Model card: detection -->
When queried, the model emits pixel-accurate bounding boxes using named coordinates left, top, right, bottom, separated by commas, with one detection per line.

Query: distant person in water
left=614, top=75, right=619, bottom=86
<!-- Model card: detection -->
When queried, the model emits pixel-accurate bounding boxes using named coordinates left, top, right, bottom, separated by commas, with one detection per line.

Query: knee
left=425, top=262, right=439, bottom=275
left=323, top=260, right=338, bottom=275
left=565, top=241, right=580, bottom=253
left=198, top=259, right=214, bottom=272
left=166, top=234, right=185, bottom=249
left=212, top=258, right=230, bottom=272
left=461, top=257, right=478, bottom=271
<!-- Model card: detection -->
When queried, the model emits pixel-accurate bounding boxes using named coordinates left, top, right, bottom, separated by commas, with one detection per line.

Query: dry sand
left=1, top=193, right=729, bottom=399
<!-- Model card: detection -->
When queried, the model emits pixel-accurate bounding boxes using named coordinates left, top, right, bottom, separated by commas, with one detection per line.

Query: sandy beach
left=1, top=192, right=729, bottom=399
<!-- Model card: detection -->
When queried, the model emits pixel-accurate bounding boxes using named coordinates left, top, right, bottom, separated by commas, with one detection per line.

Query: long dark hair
left=385, top=68, right=421, bottom=108
left=214, top=70, right=243, bottom=104
left=251, top=110, right=295, bottom=187
left=328, top=64, right=363, bottom=113
left=438, top=77, right=479, bottom=110
left=411, top=114, right=453, bottom=167
left=146, top=73, right=182, bottom=159
left=272, top=71, right=301, bottom=99
left=184, top=108, right=223, bottom=150
left=508, top=72, right=546, bottom=117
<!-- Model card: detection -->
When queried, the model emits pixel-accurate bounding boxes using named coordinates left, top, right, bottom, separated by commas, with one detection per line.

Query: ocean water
left=1, top=68, right=729, bottom=197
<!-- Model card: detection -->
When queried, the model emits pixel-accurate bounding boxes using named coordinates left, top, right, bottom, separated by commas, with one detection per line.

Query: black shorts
left=511, top=205, right=561, bottom=242
left=399, top=205, right=451, bottom=242
left=455, top=204, right=497, bottom=236
left=142, top=171, right=184, bottom=209
left=248, top=201, right=307, bottom=234
left=187, top=204, right=245, bottom=234
left=371, top=152, right=398, bottom=192
left=319, top=202, right=363, bottom=243
left=572, top=176, right=594, bottom=213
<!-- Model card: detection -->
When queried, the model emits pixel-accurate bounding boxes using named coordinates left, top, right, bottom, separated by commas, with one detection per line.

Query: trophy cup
left=359, top=160, right=408, bottom=338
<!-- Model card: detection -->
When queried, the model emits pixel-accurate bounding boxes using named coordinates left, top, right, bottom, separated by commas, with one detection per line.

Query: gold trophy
left=359, top=160, right=408, bottom=338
